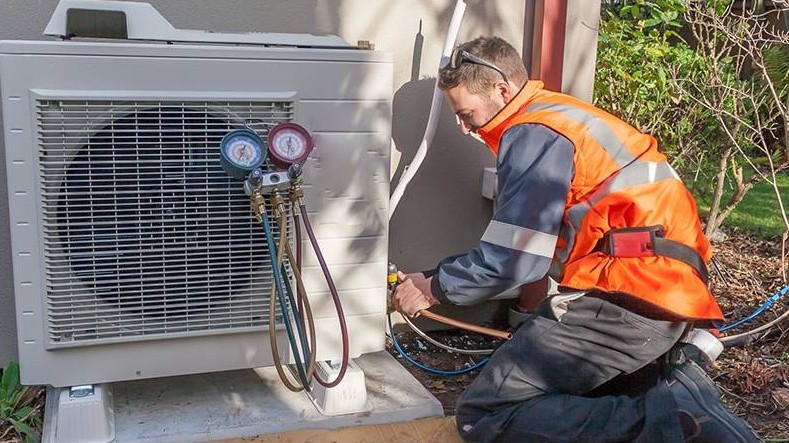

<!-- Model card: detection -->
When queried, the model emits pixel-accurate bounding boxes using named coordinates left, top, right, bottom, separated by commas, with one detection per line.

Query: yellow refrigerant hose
left=267, top=192, right=317, bottom=392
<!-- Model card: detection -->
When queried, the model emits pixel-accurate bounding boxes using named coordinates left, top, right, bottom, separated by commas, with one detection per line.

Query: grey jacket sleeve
left=431, top=123, right=574, bottom=306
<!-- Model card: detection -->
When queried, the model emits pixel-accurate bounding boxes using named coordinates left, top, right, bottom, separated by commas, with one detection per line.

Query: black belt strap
left=651, top=237, right=709, bottom=284
left=597, top=225, right=709, bottom=285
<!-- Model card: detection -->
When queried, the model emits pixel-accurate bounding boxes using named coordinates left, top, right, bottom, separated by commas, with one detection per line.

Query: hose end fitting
left=387, top=263, right=398, bottom=290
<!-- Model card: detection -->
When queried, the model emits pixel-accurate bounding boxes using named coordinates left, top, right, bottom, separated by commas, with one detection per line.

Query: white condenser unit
left=1, top=0, right=392, bottom=389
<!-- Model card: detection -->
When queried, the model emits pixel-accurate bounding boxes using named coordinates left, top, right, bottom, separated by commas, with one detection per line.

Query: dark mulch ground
left=387, top=229, right=789, bottom=440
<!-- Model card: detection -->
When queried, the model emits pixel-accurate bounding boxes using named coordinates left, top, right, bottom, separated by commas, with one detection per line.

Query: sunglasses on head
left=449, top=48, right=509, bottom=84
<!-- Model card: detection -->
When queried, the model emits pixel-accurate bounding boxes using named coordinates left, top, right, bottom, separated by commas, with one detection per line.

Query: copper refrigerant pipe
left=417, top=310, right=513, bottom=340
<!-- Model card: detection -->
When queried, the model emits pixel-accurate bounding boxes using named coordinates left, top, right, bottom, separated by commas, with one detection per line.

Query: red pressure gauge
left=267, top=123, right=314, bottom=169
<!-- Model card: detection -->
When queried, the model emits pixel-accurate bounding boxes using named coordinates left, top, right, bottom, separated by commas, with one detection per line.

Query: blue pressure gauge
left=219, top=128, right=267, bottom=180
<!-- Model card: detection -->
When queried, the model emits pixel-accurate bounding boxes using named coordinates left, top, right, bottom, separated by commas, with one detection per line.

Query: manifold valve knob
left=250, top=168, right=262, bottom=182
left=288, top=163, right=303, bottom=180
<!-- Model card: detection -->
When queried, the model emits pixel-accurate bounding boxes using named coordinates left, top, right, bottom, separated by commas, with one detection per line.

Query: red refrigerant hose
left=297, top=201, right=350, bottom=388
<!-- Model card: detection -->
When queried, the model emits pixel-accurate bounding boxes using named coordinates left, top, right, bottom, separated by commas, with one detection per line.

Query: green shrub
left=0, top=361, right=42, bottom=443
left=596, top=0, right=789, bottom=237
left=595, top=0, right=718, bottom=167
left=763, top=45, right=789, bottom=95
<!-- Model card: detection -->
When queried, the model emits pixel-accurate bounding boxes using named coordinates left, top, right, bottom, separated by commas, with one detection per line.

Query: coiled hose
left=296, top=198, right=350, bottom=387
left=262, top=194, right=315, bottom=391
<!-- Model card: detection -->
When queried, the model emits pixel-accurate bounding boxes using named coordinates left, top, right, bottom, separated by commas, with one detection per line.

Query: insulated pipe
left=387, top=264, right=511, bottom=342
left=388, top=0, right=467, bottom=220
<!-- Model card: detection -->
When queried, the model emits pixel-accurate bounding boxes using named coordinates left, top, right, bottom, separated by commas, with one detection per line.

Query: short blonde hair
left=438, top=36, right=529, bottom=94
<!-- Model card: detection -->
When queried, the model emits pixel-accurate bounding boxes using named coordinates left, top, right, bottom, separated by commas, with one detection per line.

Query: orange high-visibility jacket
left=478, top=81, right=724, bottom=321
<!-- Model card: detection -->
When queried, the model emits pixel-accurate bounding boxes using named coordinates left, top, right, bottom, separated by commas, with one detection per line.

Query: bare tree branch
left=674, top=0, right=788, bottom=235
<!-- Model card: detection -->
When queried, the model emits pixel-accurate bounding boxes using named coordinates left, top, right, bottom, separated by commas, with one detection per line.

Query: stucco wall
left=562, top=1, right=600, bottom=101
left=0, top=0, right=526, bottom=366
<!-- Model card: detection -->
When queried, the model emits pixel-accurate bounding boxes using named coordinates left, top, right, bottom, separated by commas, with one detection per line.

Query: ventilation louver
left=37, top=100, right=293, bottom=347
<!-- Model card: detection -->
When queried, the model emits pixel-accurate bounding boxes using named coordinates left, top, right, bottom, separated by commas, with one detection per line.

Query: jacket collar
left=476, top=80, right=544, bottom=156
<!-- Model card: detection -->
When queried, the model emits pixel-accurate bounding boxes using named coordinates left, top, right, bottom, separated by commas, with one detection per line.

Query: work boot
left=667, top=356, right=762, bottom=442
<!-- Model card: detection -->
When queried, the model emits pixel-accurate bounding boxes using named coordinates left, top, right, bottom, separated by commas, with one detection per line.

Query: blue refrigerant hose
left=276, top=255, right=312, bottom=370
left=388, top=279, right=787, bottom=376
left=719, top=284, right=789, bottom=332
left=260, top=213, right=311, bottom=389
left=387, top=313, right=489, bottom=375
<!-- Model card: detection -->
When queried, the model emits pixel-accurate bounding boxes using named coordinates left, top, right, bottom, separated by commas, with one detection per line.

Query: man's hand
left=391, top=271, right=437, bottom=318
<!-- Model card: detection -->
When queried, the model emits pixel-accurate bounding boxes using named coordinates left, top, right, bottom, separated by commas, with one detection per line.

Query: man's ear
left=497, top=81, right=516, bottom=103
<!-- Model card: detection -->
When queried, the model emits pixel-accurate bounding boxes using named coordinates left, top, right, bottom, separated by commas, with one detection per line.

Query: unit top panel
left=0, top=40, right=392, bottom=63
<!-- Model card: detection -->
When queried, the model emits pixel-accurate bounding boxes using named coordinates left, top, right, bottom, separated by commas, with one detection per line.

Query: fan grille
left=37, top=99, right=294, bottom=347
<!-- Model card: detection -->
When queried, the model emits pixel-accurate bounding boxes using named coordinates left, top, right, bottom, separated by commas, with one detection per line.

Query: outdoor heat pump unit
left=1, top=0, right=392, bottom=393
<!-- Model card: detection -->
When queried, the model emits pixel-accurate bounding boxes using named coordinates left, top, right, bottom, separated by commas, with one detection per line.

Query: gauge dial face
left=219, top=128, right=267, bottom=179
left=268, top=123, right=314, bottom=166
left=224, top=134, right=264, bottom=168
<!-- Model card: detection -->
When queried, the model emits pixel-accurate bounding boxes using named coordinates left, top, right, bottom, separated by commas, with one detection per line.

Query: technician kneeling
left=392, top=36, right=761, bottom=443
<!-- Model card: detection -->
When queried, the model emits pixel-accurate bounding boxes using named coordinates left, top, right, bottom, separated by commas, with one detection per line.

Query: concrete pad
left=102, top=351, right=442, bottom=442
left=215, top=416, right=463, bottom=443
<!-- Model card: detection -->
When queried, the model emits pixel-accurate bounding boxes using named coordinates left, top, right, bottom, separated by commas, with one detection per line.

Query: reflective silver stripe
left=555, top=161, right=680, bottom=265
left=568, top=161, right=679, bottom=228
left=522, top=100, right=686, bottom=270
left=524, top=102, right=636, bottom=168
left=481, top=220, right=557, bottom=258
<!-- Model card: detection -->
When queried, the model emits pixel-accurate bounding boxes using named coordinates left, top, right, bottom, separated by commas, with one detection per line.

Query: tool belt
left=596, top=225, right=709, bottom=284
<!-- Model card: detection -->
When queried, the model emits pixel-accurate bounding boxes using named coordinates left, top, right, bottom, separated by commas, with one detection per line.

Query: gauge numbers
left=267, top=123, right=314, bottom=167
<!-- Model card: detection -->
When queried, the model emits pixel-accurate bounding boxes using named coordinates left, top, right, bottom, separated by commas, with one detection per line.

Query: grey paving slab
left=45, top=351, right=443, bottom=443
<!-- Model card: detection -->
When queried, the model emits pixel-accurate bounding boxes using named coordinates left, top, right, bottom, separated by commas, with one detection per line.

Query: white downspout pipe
left=388, top=0, right=467, bottom=220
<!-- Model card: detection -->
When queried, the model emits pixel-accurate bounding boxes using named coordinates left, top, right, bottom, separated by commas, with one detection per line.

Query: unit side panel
left=0, top=54, right=49, bottom=368
left=283, top=96, right=392, bottom=355
left=291, top=96, right=391, bottom=356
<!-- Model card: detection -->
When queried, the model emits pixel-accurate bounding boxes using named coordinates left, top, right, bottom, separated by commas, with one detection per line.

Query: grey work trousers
left=456, top=294, right=688, bottom=443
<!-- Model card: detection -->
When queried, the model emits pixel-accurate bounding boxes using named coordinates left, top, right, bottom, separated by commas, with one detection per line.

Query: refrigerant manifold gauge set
left=219, top=122, right=315, bottom=194
left=218, top=122, right=350, bottom=393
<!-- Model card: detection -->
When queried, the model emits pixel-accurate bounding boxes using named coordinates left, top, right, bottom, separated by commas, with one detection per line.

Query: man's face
left=444, top=84, right=506, bottom=135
